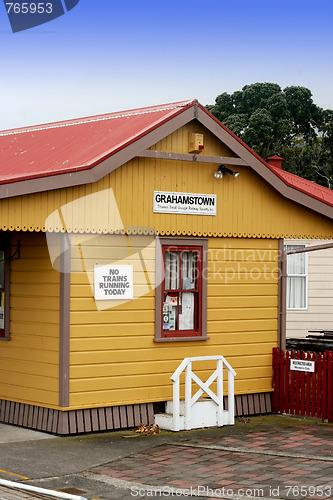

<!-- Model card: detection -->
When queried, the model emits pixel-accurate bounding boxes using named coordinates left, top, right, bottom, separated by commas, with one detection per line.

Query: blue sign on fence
left=3, top=0, right=80, bottom=33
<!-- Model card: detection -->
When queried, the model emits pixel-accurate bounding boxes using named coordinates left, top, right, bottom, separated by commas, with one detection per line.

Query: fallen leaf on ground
left=135, top=423, right=160, bottom=435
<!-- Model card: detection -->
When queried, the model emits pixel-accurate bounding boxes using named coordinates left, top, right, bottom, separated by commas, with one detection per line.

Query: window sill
left=154, top=336, right=210, bottom=343
left=286, top=308, right=308, bottom=311
left=0, top=337, right=11, bottom=341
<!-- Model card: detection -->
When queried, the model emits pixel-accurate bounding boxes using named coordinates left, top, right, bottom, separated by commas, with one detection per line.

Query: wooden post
left=290, top=350, right=295, bottom=415
left=327, top=352, right=332, bottom=422
left=322, top=352, right=327, bottom=421
left=217, top=359, right=223, bottom=426
left=185, top=362, right=192, bottom=430
left=316, top=353, right=322, bottom=419
left=285, top=350, right=290, bottom=414
left=228, top=370, right=235, bottom=425
left=173, top=378, right=180, bottom=432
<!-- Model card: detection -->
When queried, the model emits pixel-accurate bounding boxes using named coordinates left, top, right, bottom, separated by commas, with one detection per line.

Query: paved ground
left=0, top=415, right=332, bottom=500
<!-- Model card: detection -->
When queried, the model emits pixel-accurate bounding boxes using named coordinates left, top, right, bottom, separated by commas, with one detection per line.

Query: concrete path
left=0, top=416, right=332, bottom=500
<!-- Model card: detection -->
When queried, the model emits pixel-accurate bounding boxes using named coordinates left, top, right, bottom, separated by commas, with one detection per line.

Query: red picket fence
left=272, top=348, right=333, bottom=422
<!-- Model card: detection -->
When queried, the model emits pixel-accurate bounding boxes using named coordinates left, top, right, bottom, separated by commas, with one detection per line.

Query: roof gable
left=1, top=99, right=333, bottom=221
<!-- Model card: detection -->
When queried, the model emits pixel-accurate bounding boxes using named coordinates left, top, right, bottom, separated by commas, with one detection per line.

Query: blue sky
left=1, top=0, right=333, bottom=130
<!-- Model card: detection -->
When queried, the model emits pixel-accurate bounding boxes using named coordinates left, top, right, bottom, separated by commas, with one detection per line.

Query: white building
left=285, top=239, right=333, bottom=338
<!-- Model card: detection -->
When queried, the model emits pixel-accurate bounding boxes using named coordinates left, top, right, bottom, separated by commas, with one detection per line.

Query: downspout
left=278, top=240, right=286, bottom=350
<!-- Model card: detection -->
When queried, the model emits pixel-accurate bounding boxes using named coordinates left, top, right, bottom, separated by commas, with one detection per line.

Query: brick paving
left=93, top=425, right=333, bottom=499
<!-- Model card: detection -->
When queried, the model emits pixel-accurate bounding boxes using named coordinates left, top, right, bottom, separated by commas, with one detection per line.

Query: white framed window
left=285, top=244, right=308, bottom=310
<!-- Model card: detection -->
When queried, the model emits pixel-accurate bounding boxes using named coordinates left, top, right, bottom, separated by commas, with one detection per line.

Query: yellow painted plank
left=0, top=385, right=58, bottom=406
left=70, top=342, right=276, bottom=364
left=207, top=296, right=278, bottom=308
left=11, top=297, right=60, bottom=311
left=71, top=354, right=273, bottom=378
left=208, top=319, right=277, bottom=333
left=235, top=378, right=274, bottom=394
left=70, top=328, right=276, bottom=351
left=70, top=323, right=154, bottom=337
left=6, top=335, right=59, bottom=351
left=208, top=284, right=277, bottom=296
left=10, top=281, right=59, bottom=297
left=73, top=245, right=155, bottom=260
left=10, top=270, right=60, bottom=285
left=70, top=330, right=276, bottom=348
left=19, top=246, right=53, bottom=259
left=208, top=238, right=279, bottom=250
left=0, top=371, right=58, bottom=391
left=69, top=385, right=173, bottom=407
left=69, top=377, right=274, bottom=407
left=70, top=310, right=155, bottom=325
left=11, top=322, right=59, bottom=336
left=70, top=296, right=154, bottom=312
left=0, top=347, right=58, bottom=364
left=207, top=307, right=277, bottom=321
left=207, top=249, right=278, bottom=262
left=71, top=259, right=155, bottom=274
left=12, top=260, right=55, bottom=272
left=0, top=359, right=58, bottom=377
left=10, top=309, right=59, bottom=324
left=70, top=365, right=272, bottom=393
left=207, top=272, right=278, bottom=284
left=207, top=262, right=278, bottom=274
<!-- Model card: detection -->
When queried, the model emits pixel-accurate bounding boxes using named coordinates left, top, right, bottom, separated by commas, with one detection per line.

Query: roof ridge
left=0, top=101, right=193, bottom=138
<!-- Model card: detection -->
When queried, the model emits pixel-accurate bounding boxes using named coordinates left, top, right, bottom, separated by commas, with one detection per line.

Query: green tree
left=206, top=83, right=333, bottom=188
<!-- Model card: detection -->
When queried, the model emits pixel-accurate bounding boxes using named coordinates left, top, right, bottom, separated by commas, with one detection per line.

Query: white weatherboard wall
left=286, top=239, right=333, bottom=338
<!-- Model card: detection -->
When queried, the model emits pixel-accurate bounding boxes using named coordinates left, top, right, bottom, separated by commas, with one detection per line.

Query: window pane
left=179, top=292, right=195, bottom=330
left=163, top=292, right=197, bottom=332
left=163, top=292, right=178, bottom=331
left=286, top=245, right=306, bottom=274
left=165, top=251, right=180, bottom=290
left=181, top=251, right=197, bottom=289
left=287, top=276, right=306, bottom=308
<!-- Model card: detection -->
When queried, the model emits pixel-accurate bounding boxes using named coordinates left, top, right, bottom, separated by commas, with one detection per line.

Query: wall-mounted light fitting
left=214, top=165, right=239, bottom=179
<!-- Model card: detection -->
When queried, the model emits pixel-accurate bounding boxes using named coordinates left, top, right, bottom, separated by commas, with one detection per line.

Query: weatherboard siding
left=68, top=236, right=277, bottom=409
left=0, top=233, right=60, bottom=407
left=286, top=239, right=333, bottom=338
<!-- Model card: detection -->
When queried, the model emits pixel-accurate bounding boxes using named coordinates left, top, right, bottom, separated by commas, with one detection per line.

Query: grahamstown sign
left=4, top=0, right=80, bottom=33
left=153, top=191, right=216, bottom=216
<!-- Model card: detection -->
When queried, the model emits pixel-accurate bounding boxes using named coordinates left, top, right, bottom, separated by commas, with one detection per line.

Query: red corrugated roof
left=0, top=100, right=194, bottom=184
left=1, top=98, right=333, bottom=211
left=269, top=165, right=333, bottom=207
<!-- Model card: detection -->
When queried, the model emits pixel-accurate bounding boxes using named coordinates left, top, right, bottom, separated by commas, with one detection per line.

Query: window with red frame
left=161, top=245, right=202, bottom=337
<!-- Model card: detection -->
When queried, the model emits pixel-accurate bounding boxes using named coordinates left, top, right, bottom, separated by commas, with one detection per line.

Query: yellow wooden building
left=0, top=99, right=332, bottom=434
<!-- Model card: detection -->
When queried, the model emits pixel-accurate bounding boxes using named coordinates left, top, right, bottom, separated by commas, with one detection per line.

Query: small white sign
left=290, top=359, right=315, bottom=373
left=153, top=191, right=216, bottom=216
left=94, top=265, right=133, bottom=300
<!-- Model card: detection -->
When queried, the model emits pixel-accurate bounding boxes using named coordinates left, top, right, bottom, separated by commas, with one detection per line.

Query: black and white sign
left=94, top=265, right=133, bottom=300
left=153, top=191, right=216, bottom=215
left=290, top=359, right=315, bottom=373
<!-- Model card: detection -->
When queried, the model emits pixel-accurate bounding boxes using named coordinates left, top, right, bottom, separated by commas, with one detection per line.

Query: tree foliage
left=206, top=83, right=333, bottom=188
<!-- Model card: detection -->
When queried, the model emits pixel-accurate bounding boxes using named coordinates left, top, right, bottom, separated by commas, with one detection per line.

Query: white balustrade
left=169, top=356, right=236, bottom=431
